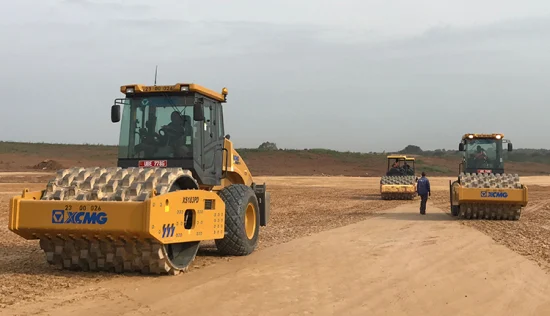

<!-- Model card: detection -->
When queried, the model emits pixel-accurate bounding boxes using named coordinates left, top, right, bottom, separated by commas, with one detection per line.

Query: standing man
left=417, top=171, right=431, bottom=215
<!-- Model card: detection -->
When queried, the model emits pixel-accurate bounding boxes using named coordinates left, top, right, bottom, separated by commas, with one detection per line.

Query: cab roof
left=462, top=133, right=503, bottom=140
left=387, top=155, right=415, bottom=161
left=120, top=83, right=228, bottom=102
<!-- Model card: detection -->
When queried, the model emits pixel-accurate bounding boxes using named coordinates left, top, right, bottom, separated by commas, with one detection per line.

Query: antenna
left=154, top=65, right=158, bottom=86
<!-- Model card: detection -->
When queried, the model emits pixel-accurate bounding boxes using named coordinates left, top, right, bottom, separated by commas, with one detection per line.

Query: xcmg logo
left=233, top=155, right=241, bottom=164
left=480, top=191, right=508, bottom=198
left=51, top=210, right=108, bottom=225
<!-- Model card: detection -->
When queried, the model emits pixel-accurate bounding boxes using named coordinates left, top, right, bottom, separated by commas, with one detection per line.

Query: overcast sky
left=1, top=0, right=549, bottom=152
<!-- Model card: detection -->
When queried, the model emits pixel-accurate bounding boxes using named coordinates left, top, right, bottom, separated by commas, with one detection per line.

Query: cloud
left=1, top=14, right=549, bottom=151
left=62, top=0, right=152, bottom=11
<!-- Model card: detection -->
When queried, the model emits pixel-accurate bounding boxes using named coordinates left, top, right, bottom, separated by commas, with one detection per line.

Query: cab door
left=200, top=100, right=224, bottom=185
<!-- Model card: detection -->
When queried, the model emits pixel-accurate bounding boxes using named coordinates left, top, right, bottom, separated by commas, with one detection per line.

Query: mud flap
left=252, top=183, right=270, bottom=226
left=449, top=179, right=460, bottom=216
left=449, top=180, right=452, bottom=211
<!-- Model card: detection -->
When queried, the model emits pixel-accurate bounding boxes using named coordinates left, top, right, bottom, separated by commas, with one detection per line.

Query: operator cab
left=110, top=83, right=229, bottom=186
left=458, top=133, right=513, bottom=174
left=385, top=155, right=416, bottom=176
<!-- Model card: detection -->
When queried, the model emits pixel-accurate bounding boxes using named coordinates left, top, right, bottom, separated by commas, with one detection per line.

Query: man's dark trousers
left=419, top=194, right=428, bottom=215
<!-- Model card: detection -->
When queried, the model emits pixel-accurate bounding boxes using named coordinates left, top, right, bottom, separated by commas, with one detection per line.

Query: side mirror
left=193, top=100, right=205, bottom=121
left=508, top=143, right=513, bottom=152
left=458, top=143, right=464, bottom=151
left=111, top=104, right=120, bottom=123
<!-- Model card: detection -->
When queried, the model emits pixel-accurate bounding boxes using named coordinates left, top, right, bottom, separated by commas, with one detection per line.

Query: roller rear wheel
left=216, top=184, right=260, bottom=256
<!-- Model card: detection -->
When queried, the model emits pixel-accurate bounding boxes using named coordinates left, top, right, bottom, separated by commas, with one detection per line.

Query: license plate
left=139, top=160, right=167, bottom=167
left=477, top=169, right=492, bottom=174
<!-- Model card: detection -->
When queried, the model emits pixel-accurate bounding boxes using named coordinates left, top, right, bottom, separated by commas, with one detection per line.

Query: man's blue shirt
left=417, top=176, right=431, bottom=195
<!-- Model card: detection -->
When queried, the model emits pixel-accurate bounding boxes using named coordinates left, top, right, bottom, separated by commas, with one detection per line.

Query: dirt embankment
left=32, top=159, right=64, bottom=170
left=0, top=142, right=548, bottom=176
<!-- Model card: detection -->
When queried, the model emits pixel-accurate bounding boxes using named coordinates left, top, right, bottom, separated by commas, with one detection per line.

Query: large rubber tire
left=215, top=184, right=260, bottom=256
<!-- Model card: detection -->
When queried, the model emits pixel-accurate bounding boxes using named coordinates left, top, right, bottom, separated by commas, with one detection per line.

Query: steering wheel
left=138, top=128, right=162, bottom=143
left=476, top=155, right=490, bottom=168
left=158, top=128, right=166, bottom=137
left=159, top=125, right=180, bottom=136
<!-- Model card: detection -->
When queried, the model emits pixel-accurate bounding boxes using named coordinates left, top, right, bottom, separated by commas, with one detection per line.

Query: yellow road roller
left=380, top=155, right=418, bottom=200
left=449, top=133, right=527, bottom=220
left=8, top=82, right=270, bottom=275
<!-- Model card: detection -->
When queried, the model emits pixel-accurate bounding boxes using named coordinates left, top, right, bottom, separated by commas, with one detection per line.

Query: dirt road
left=2, top=175, right=550, bottom=315
left=4, top=202, right=550, bottom=316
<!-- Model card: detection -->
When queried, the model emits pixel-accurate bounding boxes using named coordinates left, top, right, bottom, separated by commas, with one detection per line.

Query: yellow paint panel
left=9, top=197, right=146, bottom=239
left=147, top=190, right=225, bottom=244
left=120, top=83, right=227, bottom=102
left=9, top=190, right=226, bottom=244
left=213, top=138, right=253, bottom=190
left=387, top=155, right=408, bottom=159
left=386, top=155, right=415, bottom=161
left=450, top=182, right=460, bottom=206
left=381, top=185, right=416, bottom=193
left=457, top=187, right=528, bottom=205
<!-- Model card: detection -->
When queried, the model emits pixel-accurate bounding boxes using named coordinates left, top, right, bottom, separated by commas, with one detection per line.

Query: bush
left=258, top=142, right=278, bottom=151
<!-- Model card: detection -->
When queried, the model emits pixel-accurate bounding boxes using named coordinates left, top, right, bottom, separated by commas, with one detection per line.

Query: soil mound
left=32, top=159, right=63, bottom=170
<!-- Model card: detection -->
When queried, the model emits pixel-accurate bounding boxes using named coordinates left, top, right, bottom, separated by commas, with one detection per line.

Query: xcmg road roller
left=380, top=155, right=418, bottom=200
left=449, top=133, right=528, bottom=220
left=8, top=82, right=270, bottom=275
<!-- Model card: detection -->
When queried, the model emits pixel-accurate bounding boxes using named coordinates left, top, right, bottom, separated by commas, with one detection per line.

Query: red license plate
left=477, top=169, right=492, bottom=174
left=139, top=160, right=167, bottom=167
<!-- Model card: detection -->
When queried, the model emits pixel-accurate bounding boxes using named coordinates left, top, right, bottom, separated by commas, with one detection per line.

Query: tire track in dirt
left=5, top=203, right=550, bottom=316
left=3, top=175, right=550, bottom=313
left=429, top=178, right=550, bottom=272
left=0, top=177, right=409, bottom=309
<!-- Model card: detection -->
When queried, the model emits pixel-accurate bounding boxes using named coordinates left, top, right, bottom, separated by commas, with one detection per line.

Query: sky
left=1, top=0, right=549, bottom=152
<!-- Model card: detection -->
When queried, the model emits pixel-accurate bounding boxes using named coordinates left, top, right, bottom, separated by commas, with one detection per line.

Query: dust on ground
left=0, top=175, right=408, bottom=308
left=4, top=179, right=550, bottom=316
left=1, top=174, right=550, bottom=313
left=429, top=176, right=550, bottom=271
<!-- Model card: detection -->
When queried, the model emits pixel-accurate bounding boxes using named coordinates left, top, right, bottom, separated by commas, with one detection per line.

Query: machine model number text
left=143, top=85, right=177, bottom=92
left=183, top=196, right=199, bottom=203
left=65, top=205, right=102, bottom=211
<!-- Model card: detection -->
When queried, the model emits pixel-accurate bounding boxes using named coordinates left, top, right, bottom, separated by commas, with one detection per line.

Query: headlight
left=126, top=87, right=134, bottom=93
left=181, top=86, right=189, bottom=91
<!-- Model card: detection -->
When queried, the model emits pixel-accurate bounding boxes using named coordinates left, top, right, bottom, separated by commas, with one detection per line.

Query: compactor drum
left=449, top=133, right=528, bottom=220
left=380, top=155, right=418, bottom=200
left=9, top=83, right=270, bottom=275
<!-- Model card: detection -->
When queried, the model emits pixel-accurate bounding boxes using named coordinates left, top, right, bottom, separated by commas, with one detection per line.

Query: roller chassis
left=449, top=172, right=527, bottom=220
left=380, top=175, right=417, bottom=200
left=9, top=166, right=270, bottom=275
